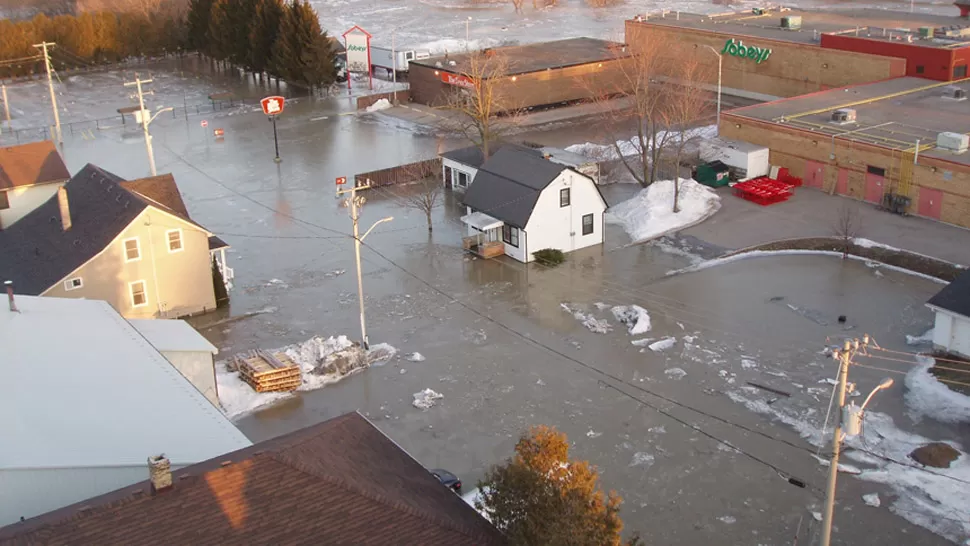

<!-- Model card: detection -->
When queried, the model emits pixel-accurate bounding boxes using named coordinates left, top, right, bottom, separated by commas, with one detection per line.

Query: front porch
left=460, top=211, right=505, bottom=259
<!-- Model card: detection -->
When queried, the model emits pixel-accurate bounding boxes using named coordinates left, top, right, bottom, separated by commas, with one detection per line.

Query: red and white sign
left=200, top=120, right=208, bottom=128
left=213, top=129, right=225, bottom=137
left=441, top=72, right=476, bottom=89
left=260, top=96, right=285, bottom=116
left=336, top=176, right=347, bottom=186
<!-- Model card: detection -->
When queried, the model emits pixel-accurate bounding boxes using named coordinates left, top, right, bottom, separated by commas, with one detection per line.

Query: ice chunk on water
left=611, top=305, right=652, bottom=335
left=664, top=367, right=687, bottom=380
left=412, top=388, right=443, bottom=410
left=649, top=337, right=677, bottom=352
left=406, top=352, right=426, bottom=362
left=863, top=493, right=881, bottom=507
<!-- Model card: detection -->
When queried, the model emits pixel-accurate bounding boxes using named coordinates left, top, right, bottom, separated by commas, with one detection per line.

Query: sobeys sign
left=721, top=39, right=772, bottom=64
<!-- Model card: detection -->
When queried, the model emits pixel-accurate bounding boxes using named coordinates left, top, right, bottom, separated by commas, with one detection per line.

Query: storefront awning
left=460, top=211, right=503, bottom=231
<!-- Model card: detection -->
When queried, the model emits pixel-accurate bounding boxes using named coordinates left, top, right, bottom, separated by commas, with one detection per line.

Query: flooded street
left=4, top=60, right=965, bottom=544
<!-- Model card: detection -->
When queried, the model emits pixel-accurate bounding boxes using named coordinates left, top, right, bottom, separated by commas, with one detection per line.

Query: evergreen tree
left=206, top=0, right=233, bottom=62
left=228, top=0, right=258, bottom=69
left=270, top=0, right=335, bottom=91
left=186, top=0, right=214, bottom=54
left=249, top=0, right=284, bottom=76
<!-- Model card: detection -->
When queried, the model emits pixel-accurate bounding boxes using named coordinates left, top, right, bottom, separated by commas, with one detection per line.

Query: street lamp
left=697, top=44, right=723, bottom=134
left=353, top=214, right=393, bottom=349
left=465, top=17, right=473, bottom=51
left=137, top=106, right=173, bottom=177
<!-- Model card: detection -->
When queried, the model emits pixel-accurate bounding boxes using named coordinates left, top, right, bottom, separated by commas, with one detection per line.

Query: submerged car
left=430, top=468, right=462, bottom=493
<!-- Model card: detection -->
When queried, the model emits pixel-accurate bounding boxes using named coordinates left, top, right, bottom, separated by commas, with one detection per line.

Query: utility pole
left=391, top=30, right=398, bottom=105
left=125, top=76, right=172, bottom=177
left=465, top=17, right=472, bottom=51
left=335, top=181, right=393, bottom=349
left=1, top=84, right=10, bottom=124
left=33, top=41, right=61, bottom=145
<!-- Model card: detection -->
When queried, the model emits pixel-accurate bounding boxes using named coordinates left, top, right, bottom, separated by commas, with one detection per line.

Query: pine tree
left=270, top=0, right=334, bottom=92
left=477, top=426, right=640, bottom=546
left=206, top=0, right=233, bottom=63
left=249, top=0, right=284, bottom=77
left=185, top=0, right=213, bottom=54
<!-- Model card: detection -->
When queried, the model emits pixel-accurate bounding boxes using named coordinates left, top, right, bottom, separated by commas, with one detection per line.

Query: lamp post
left=698, top=45, right=723, bottom=133
left=465, top=17, right=472, bottom=51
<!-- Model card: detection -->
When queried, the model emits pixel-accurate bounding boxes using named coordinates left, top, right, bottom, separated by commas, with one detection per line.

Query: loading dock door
left=918, top=187, right=943, bottom=219
left=864, top=166, right=885, bottom=204
left=805, top=160, right=825, bottom=189
left=836, top=168, right=849, bottom=195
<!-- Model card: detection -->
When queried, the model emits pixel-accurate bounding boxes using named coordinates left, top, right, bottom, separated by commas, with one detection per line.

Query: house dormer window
left=123, top=237, right=141, bottom=262
left=560, top=188, right=570, bottom=207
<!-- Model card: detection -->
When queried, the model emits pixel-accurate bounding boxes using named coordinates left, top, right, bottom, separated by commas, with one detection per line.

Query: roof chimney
left=57, top=187, right=71, bottom=232
left=148, top=455, right=172, bottom=493
left=5, top=281, right=17, bottom=313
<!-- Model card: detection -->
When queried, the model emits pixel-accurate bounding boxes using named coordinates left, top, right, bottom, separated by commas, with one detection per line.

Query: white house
left=129, top=318, right=221, bottom=407
left=926, top=270, right=970, bottom=358
left=440, top=145, right=484, bottom=193
left=0, top=141, right=71, bottom=229
left=459, top=146, right=607, bottom=263
left=0, top=292, right=251, bottom=526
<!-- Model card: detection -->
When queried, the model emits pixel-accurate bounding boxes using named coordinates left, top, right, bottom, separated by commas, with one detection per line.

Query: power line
left=854, top=362, right=970, bottom=389
left=868, top=345, right=970, bottom=367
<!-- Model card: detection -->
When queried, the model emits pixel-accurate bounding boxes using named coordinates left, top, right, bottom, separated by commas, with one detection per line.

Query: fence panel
left=355, top=158, right=440, bottom=188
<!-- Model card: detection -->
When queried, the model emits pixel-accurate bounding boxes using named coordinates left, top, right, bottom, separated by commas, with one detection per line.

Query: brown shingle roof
left=0, top=412, right=506, bottom=546
left=0, top=141, right=70, bottom=190
left=120, top=174, right=190, bottom=218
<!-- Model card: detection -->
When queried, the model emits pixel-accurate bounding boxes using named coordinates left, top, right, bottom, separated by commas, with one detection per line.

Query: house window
left=954, top=65, right=968, bottom=79
left=457, top=171, right=469, bottom=188
left=130, top=280, right=148, bottom=307
left=63, top=277, right=83, bottom=291
left=167, top=229, right=183, bottom=252
left=0, top=191, right=8, bottom=210
left=582, top=213, right=594, bottom=235
left=123, top=237, right=141, bottom=262
left=502, top=225, right=519, bottom=248
left=560, top=188, right=571, bottom=207
left=916, top=65, right=925, bottom=74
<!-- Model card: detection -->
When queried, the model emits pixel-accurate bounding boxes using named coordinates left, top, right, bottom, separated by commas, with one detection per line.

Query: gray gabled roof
left=441, top=146, right=486, bottom=169
left=928, top=269, right=970, bottom=318
left=462, top=146, right=570, bottom=229
left=0, top=164, right=200, bottom=295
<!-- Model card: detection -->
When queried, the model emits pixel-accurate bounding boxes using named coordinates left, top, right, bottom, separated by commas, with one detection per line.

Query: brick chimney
left=57, top=187, right=71, bottom=231
left=5, top=281, right=17, bottom=313
left=148, top=455, right=172, bottom=493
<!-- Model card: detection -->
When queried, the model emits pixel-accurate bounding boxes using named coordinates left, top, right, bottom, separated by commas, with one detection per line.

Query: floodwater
left=4, top=60, right=962, bottom=543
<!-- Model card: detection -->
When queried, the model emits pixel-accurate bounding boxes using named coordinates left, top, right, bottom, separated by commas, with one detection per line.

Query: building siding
left=0, top=182, right=66, bottom=230
left=41, top=208, right=217, bottom=318
left=522, top=170, right=606, bottom=262
left=720, top=114, right=970, bottom=229
left=158, top=350, right=220, bottom=408
left=821, top=34, right=963, bottom=81
left=625, top=21, right=907, bottom=98
left=933, top=310, right=970, bottom=358
left=442, top=158, right=478, bottom=192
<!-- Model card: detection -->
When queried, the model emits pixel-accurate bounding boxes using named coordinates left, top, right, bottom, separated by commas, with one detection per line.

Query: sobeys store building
left=624, top=9, right=970, bottom=100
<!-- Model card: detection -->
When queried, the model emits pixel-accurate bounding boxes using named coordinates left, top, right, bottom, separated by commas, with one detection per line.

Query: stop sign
left=261, top=96, right=285, bottom=116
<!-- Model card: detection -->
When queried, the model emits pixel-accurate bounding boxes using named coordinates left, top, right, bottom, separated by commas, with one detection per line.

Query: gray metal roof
left=928, top=269, right=970, bottom=318
left=462, top=147, right=569, bottom=229
left=441, top=146, right=486, bottom=169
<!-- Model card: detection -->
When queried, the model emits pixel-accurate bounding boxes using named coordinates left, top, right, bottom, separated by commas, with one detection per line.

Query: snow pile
left=906, top=328, right=935, bottom=346
left=565, top=125, right=718, bottom=161
left=649, top=337, right=677, bottom=352
left=606, top=179, right=721, bottom=243
left=413, top=388, right=444, bottom=410
left=365, top=98, right=393, bottom=112
left=216, top=364, right=289, bottom=419
left=560, top=303, right=611, bottom=334
left=406, top=352, right=427, bottom=362
left=904, top=356, right=970, bottom=424
left=611, top=305, right=652, bottom=335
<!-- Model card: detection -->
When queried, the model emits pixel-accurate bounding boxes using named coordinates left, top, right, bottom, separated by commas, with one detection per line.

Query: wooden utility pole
left=33, top=41, right=61, bottom=145
left=125, top=76, right=158, bottom=176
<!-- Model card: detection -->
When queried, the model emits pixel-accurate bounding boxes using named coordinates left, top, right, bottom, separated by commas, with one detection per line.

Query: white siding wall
left=502, top=228, right=528, bottom=262
left=159, top=350, right=219, bottom=408
left=442, top=158, right=478, bottom=193
left=0, top=182, right=65, bottom=229
left=933, top=310, right=970, bottom=358
left=0, top=464, right=185, bottom=525
left=519, top=171, right=605, bottom=263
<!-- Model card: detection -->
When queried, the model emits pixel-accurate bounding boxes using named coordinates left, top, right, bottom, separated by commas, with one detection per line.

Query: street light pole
left=125, top=76, right=172, bottom=177
left=466, top=17, right=472, bottom=51
left=392, top=30, right=398, bottom=105
left=336, top=182, right=393, bottom=349
left=701, top=45, right=723, bottom=133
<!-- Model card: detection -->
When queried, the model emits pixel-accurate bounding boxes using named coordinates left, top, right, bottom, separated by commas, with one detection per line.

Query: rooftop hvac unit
left=781, top=15, right=802, bottom=29
left=831, top=108, right=857, bottom=123
left=919, top=27, right=933, bottom=38
left=937, top=131, right=969, bottom=152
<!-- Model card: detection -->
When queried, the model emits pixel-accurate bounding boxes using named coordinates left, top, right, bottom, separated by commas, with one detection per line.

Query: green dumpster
left=694, top=160, right=730, bottom=188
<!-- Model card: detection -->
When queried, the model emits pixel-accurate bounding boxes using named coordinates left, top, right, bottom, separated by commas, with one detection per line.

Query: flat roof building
left=720, top=76, right=970, bottom=227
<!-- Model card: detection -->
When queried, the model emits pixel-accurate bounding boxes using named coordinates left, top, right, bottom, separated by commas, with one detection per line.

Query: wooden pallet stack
left=233, top=349, right=302, bottom=393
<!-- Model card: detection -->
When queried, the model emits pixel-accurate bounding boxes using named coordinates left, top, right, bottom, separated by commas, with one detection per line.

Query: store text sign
left=441, top=72, right=476, bottom=89
left=722, top=39, right=772, bottom=64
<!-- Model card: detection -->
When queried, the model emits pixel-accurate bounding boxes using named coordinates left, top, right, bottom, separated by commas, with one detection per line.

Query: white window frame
left=63, top=277, right=83, bottom=291
left=457, top=170, right=469, bottom=188
left=166, top=229, right=184, bottom=253
left=129, top=280, right=148, bottom=308
left=123, top=237, right=141, bottom=262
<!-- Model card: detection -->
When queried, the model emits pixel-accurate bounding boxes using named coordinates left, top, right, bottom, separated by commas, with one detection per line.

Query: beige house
left=0, top=164, right=232, bottom=319
left=0, top=141, right=71, bottom=229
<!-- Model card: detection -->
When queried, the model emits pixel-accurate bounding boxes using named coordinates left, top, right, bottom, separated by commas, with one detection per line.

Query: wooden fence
left=356, top=90, right=410, bottom=110
left=355, top=158, right=440, bottom=188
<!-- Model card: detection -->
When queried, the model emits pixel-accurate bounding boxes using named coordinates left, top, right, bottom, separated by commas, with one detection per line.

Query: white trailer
left=370, top=46, right=430, bottom=73
left=699, top=138, right=770, bottom=181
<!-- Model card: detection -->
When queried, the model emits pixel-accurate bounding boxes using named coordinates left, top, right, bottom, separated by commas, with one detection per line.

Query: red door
left=864, top=169, right=885, bottom=204
left=805, top=161, right=825, bottom=189
left=836, top=168, right=849, bottom=195
left=918, top=187, right=943, bottom=219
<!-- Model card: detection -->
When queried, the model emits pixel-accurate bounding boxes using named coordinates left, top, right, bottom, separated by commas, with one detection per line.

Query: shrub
left=533, top=248, right=565, bottom=265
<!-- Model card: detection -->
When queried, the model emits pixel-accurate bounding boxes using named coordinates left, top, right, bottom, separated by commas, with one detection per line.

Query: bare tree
left=584, top=0, right=622, bottom=7
left=438, top=51, right=520, bottom=159
left=660, top=52, right=714, bottom=212
left=511, top=0, right=524, bottom=12
left=833, top=202, right=861, bottom=259
left=385, top=161, right=443, bottom=232
left=583, top=43, right=672, bottom=188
